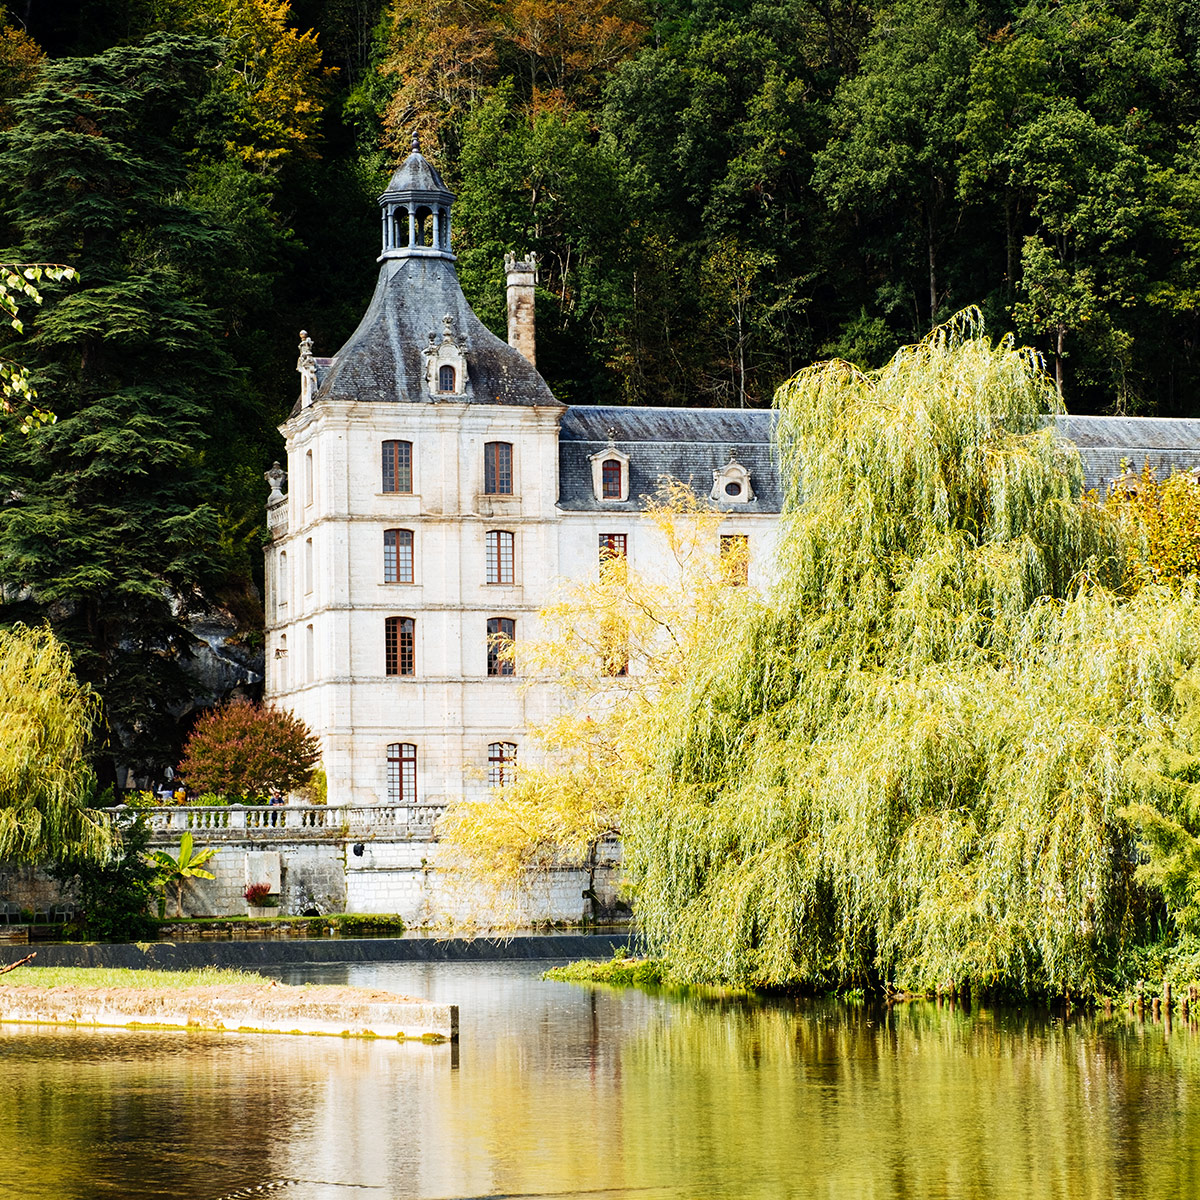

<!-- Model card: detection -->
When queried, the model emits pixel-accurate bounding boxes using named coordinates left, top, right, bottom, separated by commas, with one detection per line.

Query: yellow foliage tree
left=437, top=481, right=757, bottom=905
left=0, top=12, right=42, bottom=128
left=380, top=0, right=504, bottom=157
left=376, top=0, right=647, bottom=154
left=0, top=625, right=112, bottom=864
left=1108, top=462, right=1200, bottom=589
left=163, top=0, right=327, bottom=171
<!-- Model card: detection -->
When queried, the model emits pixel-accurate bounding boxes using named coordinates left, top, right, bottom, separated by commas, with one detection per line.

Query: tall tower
left=265, top=138, right=565, bottom=811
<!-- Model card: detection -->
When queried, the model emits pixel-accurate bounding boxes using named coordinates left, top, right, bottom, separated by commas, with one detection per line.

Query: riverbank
left=547, top=939, right=1200, bottom=1015
left=0, top=966, right=457, bottom=1040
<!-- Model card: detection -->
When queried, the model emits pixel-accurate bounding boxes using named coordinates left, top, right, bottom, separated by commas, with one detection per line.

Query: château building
left=262, top=140, right=781, bottom=809
left=264, top=140, right=1200, bottom=811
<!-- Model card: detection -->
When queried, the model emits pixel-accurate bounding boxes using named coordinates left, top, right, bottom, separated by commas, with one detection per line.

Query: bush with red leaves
left=178, top=702, right=320, bottom=803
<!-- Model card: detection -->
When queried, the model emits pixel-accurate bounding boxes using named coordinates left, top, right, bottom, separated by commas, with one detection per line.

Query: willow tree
left=0, top=624, right=111, bottom=863
left=628, top=311, right=1200, bottom=997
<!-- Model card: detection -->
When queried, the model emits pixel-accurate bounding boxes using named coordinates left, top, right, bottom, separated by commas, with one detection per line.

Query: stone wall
left=2, top=832, right=626, bottom=928
left=344, top=839, right=624, bottom=926
left=180, top=840, right=348, bottom=918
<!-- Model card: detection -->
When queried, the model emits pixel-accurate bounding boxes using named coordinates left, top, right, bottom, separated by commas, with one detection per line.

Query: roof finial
left=411, top=130, right=420, bottom=154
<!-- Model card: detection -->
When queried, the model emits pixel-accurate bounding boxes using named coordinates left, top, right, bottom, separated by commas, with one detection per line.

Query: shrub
left=177, top=702, right=320, bottom=803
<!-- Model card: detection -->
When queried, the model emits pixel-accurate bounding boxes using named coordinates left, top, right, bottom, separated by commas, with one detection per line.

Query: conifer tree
left=0, top=34, right=241, bottom=780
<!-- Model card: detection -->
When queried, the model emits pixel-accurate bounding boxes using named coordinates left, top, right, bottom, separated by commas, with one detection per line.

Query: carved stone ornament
left=297, top=330, right=318, bottom=407
left=711, top=449, right=754, bottom=504
left=264, top=461, right=287, bottom=503
left=424, top=313, right=468, bottom=396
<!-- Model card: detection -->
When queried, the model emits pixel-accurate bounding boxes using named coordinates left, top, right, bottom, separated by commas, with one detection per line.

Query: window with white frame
left=488, top=741, right=517, bottom=786
left=387, top=742, right=417, bottom=803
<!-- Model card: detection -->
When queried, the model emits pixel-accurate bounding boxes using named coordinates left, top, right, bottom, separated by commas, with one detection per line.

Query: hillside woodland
left=3, top=0, right=1200, bottom=775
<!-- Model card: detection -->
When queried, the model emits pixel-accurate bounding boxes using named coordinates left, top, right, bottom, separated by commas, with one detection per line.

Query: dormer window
left=425, top=313, right=468, bottom=397
left=589, top=441, right=630, bottom=502
left=602, top=459, right=622, bottom=499
left=711, top=452, right=755, bottom=505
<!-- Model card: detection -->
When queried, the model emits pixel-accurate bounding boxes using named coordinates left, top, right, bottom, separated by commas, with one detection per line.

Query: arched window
left=487, top=617, right=515, bottom=676
left=392, top=207, right=409, bottom=248
left=438, top=364, right=455, bottom=392
left=488, top=741, right=517, bottom=786
left=602, top=458, right=622, bottom=499
left=387, top=742, right=417, bottom=803
left=384, top=529, right=414, bottom=583
left=415, top=206, right=432, bottom=246
left=382, top=440, right=412, bottom=493
left=484, top=442, right=513, bottom=494
left=278, top=551, right=288, bottom=607
left=305, top=624, right=315, bottom=682
left=277, top=634, right=287, bottom=689
left=304, top=538, right=313, bottom=594
left=385, top=616, right=415, bottom=676
left=485, top=531, right=514, bottom=584
left=304, top=450, right=313, bottom=506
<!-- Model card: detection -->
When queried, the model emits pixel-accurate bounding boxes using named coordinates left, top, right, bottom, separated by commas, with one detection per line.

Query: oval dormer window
left=725, top=481, right=742, bottom=497
left=439, top=364, right=455, bottom=393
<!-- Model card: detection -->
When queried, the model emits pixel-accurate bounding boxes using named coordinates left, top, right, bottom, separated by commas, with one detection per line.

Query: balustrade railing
left=124, top=802, right=447, bottom=838
left=266, top=500, right=288, bottom=537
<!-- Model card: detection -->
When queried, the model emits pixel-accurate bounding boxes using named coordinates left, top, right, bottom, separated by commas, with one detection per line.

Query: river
left=0, top=957, right=1197, bottom=1198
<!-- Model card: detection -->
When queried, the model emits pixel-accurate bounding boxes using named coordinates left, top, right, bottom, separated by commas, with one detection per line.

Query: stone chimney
left=505, top=251, right=538, bottom=367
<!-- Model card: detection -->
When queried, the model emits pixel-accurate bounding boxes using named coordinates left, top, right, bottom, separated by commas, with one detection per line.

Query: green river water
left=0, top=958, right=1197, bottom=1199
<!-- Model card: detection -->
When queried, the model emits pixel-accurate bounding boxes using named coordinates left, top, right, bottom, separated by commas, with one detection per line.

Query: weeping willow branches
left=0, top=624, right=111, bottom=864
left=629, top=312, right=1189, bottom=997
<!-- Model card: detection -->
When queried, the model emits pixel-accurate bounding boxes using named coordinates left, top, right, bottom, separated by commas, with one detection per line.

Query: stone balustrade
left=122, top=802, right=446, bottom=842
left=266, top=499, right=288, bottom=537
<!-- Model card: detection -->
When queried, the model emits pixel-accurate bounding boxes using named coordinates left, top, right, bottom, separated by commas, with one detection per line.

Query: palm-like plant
left=151, top=832, right=217, bottom=918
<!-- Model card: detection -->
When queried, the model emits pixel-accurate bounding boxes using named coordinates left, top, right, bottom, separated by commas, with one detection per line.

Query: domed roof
left=379, top=134, right=454, bottom=204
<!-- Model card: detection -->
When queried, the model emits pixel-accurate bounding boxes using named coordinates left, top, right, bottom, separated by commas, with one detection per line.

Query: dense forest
left=4, top=0, right=1200, bottom=773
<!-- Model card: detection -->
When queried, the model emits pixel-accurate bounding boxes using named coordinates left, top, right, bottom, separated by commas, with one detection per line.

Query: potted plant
left=244, top=881, right=279, bottom=918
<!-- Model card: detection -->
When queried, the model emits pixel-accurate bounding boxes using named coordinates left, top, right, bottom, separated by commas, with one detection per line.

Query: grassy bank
left=547, top=942, right=1200, bottom=1012
left=0, top=966, right=269, bottom=989
left=544, top=951, right=667, bottom=988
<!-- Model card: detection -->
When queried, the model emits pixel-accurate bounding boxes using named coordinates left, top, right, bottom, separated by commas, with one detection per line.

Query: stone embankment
left=0, top=981, right=457, bottom=1041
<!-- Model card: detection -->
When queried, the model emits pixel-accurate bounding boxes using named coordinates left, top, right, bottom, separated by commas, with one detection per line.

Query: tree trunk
left=927, top=213, right=938, bottom=327
left=1004, top=193, right=1017, bottom=301
left=1055, top=324, right=1065, bottom=398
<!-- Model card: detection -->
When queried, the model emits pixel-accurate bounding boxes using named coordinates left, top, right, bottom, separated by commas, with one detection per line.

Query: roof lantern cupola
left=378, top=131, right=456, bottom=262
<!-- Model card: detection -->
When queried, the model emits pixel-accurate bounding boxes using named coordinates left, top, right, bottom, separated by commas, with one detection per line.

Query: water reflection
left=1, top=961, right=1198, bottom=1198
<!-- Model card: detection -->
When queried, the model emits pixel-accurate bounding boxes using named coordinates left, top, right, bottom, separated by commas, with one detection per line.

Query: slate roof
left=379, top=151, right=454, bottom=203
left=1055, top=415, right=1200, bottom=491
left=558, top=406, right=781, bottom=512
left=556, top=408, right=1200, bottom=513
left=303, top=256, right=559, bottom=412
